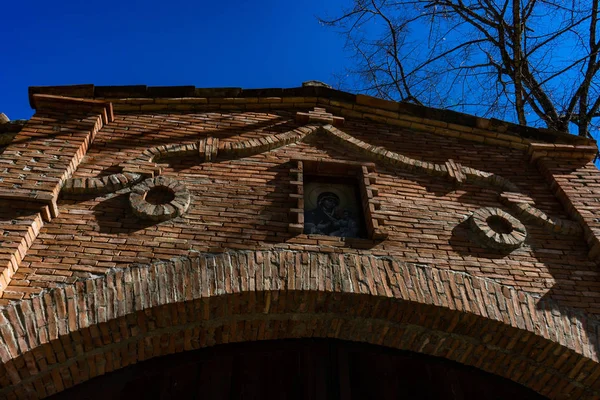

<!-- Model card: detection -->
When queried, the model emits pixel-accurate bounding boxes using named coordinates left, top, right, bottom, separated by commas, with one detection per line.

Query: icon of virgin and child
left=303, top=183, right=364, bottom=238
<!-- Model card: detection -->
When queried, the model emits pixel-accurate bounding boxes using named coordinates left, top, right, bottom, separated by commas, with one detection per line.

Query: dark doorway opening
left=50, top=339, right=547, bottom=400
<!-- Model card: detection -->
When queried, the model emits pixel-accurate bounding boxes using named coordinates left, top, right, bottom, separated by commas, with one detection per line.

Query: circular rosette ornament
left=469, top=207, right=527, bottom=251
left=129, top=176, right=191, bottom=222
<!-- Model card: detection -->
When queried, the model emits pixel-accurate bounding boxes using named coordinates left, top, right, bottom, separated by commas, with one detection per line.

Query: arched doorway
left=49, top=339, right=547, bottom=400
left=2, top=253, right=598, bottom=399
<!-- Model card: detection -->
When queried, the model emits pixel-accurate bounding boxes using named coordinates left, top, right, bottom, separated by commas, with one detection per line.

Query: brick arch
left=0, top=251, right=598, bottom=399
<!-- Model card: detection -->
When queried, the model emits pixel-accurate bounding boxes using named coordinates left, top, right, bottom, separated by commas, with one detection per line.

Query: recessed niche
left=303, top=176, right=367, bottom=239
left=288, top=159, right=387, bottom=241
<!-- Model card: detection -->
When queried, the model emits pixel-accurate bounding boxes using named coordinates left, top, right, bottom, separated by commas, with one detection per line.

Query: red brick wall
left=0, top=201, right=44, bottom=295
left=0, top=252, right=598, bottom=399
left=0, top=109, right=105, bottom=201
left=1, top=93, right=599, bottom=398
left=2, top=109, right=597, bottom=320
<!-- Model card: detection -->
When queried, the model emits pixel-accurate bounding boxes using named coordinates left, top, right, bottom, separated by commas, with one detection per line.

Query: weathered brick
left=0, top=86, right=598, bottom=399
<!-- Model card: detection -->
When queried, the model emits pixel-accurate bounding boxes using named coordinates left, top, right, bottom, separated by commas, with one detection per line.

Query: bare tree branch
left=322, top=0, right=600, bottom=137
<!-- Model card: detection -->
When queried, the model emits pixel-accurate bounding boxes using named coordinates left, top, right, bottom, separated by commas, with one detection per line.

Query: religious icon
left=304, top=179, right=366, bottom=238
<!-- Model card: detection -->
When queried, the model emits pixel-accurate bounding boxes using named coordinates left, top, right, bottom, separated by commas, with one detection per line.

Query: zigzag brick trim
left=0, top=251, right=598, bottom=399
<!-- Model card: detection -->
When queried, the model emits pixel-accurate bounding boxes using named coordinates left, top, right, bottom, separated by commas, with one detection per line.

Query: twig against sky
left=321, top=0, right=600, bottom=138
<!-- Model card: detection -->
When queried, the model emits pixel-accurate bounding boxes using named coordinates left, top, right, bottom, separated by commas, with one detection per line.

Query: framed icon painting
left=303, top=177, right=367, bottom=239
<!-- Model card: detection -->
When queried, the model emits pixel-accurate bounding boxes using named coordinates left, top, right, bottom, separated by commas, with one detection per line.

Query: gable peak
left=296, top=107, right=345, bottom=127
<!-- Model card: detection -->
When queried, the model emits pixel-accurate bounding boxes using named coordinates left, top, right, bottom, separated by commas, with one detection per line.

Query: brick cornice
left=528, top=142, right=598, bottom=163
left=30, top=94, right=114, bottom=124
left=27, top=84, right=594, bottom=148
left=0, top=251, right=598, bottom=399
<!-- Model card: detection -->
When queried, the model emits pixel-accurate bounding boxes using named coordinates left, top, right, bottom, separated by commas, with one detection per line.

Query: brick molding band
left=0, top=251, right=598, bottom=399
left=61, top=125, right=321, bottom=192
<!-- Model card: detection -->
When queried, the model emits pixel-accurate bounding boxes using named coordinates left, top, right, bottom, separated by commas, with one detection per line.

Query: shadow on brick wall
left=450, top=215, right=600, bottom=360
left=92, top=192, right=156, bottom=234
left=531, top=236, right=600, bottom=359
left=97, top=112, right=299, bottom=157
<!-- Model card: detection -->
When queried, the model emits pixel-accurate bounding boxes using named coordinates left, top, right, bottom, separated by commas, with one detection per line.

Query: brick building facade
left=0, top=82, right=599, bottom=398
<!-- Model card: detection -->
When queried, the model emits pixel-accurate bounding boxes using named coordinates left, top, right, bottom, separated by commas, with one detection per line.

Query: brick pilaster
left=0, top=95, right=113, bottom=296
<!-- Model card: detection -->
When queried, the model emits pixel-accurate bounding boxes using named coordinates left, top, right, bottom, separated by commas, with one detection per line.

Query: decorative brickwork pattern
left=64, top=125, right=323, bottom=189
left=4, top=106, right=595, bottom=314
left=2, top=85, right=600, bottom=399
left=0, top=97, right=113, bottom=296
left=445, top=159, right=466, bottom=184
left=0, top=203, right=44, bottom=295
left=198, top=137, right=219, bottom=162
left=0, top=252, right=598, bottom=399
left=61, top=121, right=582, bottom=243
left=469, top=207, right=527, bottom=250
left=216, top=125, right=319, bottom=159
left=129, top=176, right=190, bottom=221
left=321, top=124, right=582, bottom=238
left=296, top=107, right=345, bottom=127
left=61, top=172, right=143, bottom=195
left=0, top=95, right=113, bottom=215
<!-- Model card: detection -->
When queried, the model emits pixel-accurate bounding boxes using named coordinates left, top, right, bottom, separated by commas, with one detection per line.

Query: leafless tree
left=320, top=0, right=600, bottom=137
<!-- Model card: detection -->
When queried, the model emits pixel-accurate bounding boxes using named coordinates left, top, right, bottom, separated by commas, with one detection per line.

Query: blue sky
left=1, top=0, right=350, bottom=120
left=2, top=0, right=598, bottom=155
